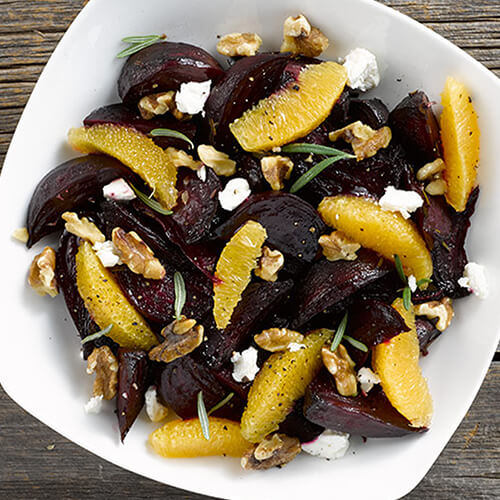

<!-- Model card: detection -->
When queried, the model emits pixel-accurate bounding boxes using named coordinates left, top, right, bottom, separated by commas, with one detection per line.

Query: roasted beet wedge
left=84, top=103, right=197, bottom=149
left=326, top=88, right=352, bottom=129
left=205, top=53, right=290, bottom=150
left=416, top=318, right=441, bottom=355
left=350, top=98, right=390, bottom=129
left=27, top=155, right=138, bottom=247
left=304, top=370, right=426, bottom=437
left=116, top=348, right=149, bottom=441
left=389, top=90, right=441, bottom=164
left=118, top=41, right=224, bottom=104
left=278, top=398, right=324, bottom=443
left=291, top=250, right=391, bottom=328
left=215, top=192, right=326, bottom=267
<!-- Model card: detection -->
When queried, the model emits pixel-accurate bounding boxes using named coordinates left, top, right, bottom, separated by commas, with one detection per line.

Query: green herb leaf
left=394, top=254, right=407, bottom=284
left=173, top=272, right=186, bottom=321
left=197, top=391, right=210, bottom=440
left=150, top=128, right=195, bottom=149
left=81, top=324, right=113, bottom=345
left=343, top=335, right=368, bottom=353
left=402, top=286, right=412, bottom=311
left=290, top=155, right=352, bottom=194
left=331, top=311, right=349, bottom=352
left=122, top=35, right=161, bottom=43
left=416, top=278, right=432, bottom=287
left=117, top=34, right=165, bottom=58
left=281, top=143, right=356, bottom=157
left=131, top=184, right=173, bottom=215
left=208, top=392, right=235, bottom=416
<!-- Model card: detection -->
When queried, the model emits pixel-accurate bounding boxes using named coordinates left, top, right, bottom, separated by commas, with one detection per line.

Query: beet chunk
left=416, top=317, right=442, bottom=356
left=279, top=398, right=324, bottom=443
left=350, top=98, right=389, bottom=129
left=304, top=370, right=426, bottom=437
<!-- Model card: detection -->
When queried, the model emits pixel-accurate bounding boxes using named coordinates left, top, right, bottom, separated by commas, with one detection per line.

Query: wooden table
left=0, top=1, right=498, bottom=498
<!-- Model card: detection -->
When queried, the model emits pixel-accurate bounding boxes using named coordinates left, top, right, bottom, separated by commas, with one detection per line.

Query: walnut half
left=241, top=433, right=301, bottom=470
left=87, top=346, right=118, bottom=400
left=138, top=91, right=189, bottom=121
left=254, top=246, right=284, bottom=282
left=254, top=328, right=304, bottom=352
left=280, top=14, right=328, bottom=57
left=217, top=32, right=262, bottom=57
left=62, top=212, right=105, bottom=245
left=321, top=345, right=358, bottom=396
left=319, top=231, right=360, bottom=261
left=28, top=246, right=58, bottom=297
left=197, top=145, right=236, bottom=176
left=414, top=297, right=454, bottom=332
left=260, top=155, right=294, bottom=191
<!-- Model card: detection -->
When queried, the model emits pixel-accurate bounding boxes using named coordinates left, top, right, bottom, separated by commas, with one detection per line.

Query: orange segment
left=318, top=195, right=433, bottom=281
left=149, top=418, right=251, bottom=458
left=76, top=240, right=158, bottom=350
left=214, top=220, right=267, bottom=329
left=440, top=77, right=480, bottom=212
left=68, top=124, right=178, bottom=209
left=229, top=61, right=347, bottom=152
left=372, top=299, right=433, bottom=428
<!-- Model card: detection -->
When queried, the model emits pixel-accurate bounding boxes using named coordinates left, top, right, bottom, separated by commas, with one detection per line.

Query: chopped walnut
left=329, top=121, right=392, bottom=161
left=283, top=14, right=311, bottom=37
left=280, top=14, right=328, bottom=58
left=254, top=246, right=284, bottom=282
left=111, top=227, right=165, bottom=279
left=138, top=91, right=189, bottom=121
left=86, top=346, right=118, bottom=400
left=414, top=297, right=454, bottom=332
left=241, top=433, right=301, bottom=470
left=165, top=147, right=202, bottom=170
left=12, top=227, right=29, bottom=243
left=425, top=178, right=447, bottom=196
left=217, top=32, right=262, bottom=57
left=260, top=155, right=294, bottom=191
left=254, top=328, right=304, bottom=352
left=197, top=144, right=236, bottom=176
left=319, top=231, right=360, bottom=261
left=62, top=212, right=105, bottom=245
left=321, top=345, right=357, bottom=397
left=416, top=158, right=447, bottom=196
left=148, top=316, right=204, bottom=363
left=28, top=246, right=58, bottom=297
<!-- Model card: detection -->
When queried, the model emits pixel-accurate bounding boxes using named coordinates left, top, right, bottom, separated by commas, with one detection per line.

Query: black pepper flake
left=268, top=136, right=273, bottom=141
left=293, top=84, right=300, bottom=91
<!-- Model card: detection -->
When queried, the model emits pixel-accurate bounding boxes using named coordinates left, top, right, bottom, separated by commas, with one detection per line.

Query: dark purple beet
left=325, top=89, right=351, bottom=128
left=118, top=41, right=224, bottom=104
left=236, top=153, right=267, bottom=192
left=416, top=317, right=441, bottom=356
left=290, top=250, right=391, bottom=328
left=215, top=192, right=326, bottom=266
left=279, top=398, right=324, bottom=443
left=27, top=155, right=138, bottom=247
left=83, top=103, right=197, bottom=149
left=205, top=53, right=290, bottom=150
left=116, top=348, right=149, bottom=441
left=350, top=98, right=389, bottom=129
left=304, top=370, right=426, bottom=437
left=389, top=90, right=441, bottom=164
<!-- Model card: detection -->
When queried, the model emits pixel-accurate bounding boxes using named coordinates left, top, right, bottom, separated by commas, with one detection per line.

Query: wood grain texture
left=0, top=1, right=498, bottom=499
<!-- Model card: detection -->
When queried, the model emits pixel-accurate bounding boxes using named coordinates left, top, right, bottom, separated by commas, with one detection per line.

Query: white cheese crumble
left=288, top=342, right=306, bottom=352
left=408, top=274, right=418, bottom=293
left=342, top=48, right=380, bottom=92
left=197, top=165, right=207, bottom=182
left=231, top=347, right=260, bottom=382
left=92, top=240, right=122, bottom=268
left=84, top=394, right=103, bottom=414
left=102, top=178, right=136, bottom=201
left=379, top=186, right=423, bottom=219
left=458, top=262, right=489, bottom=299
left=218, top=178, right=251, bottom=211
left=175, top=80, right=211, bottom=115
left=357, top=367, right=381, bottom=394
left=144, top=386, right=169, bottom=422
left=301, top=430, right=350, bottom=460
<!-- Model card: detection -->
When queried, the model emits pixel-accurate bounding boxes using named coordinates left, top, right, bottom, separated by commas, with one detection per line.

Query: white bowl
left=0, top=0, right=498, bottom=498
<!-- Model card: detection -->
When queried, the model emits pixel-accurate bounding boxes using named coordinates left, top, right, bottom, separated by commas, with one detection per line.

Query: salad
left=19, top=13, right=487, bottom=469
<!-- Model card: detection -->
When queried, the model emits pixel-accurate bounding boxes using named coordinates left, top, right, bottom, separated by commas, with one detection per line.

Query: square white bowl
left=0, top=0, right=498, bottom=499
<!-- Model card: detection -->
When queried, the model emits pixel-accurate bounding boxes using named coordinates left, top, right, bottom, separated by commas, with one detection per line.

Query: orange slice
left=229, top=61, right=347, bottom=151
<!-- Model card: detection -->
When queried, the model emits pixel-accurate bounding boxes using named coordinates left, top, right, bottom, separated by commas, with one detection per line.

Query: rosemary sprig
left=81, top=324, right=113, bottom=345
left=402, top=286, right=412, bottom=311
left=117, top=34, right=165, bottom=58
left=197, top=391, right=210, bottom=440
left=281, top=143, right=355, bottom=157
left=343, top=335, right=368, bottom=353
left=208, top=392, right=235, bottom=416
left=394, top=254, right=407, bottom=284
left=150, top=128, right=194, bottom=149
left=330, top=312, right=349, bottom=352
left=416, top=278, right=432, bottom=288
left=173, top=272, right=186, bottom=321
left=131, top=184, right=173, bottom=215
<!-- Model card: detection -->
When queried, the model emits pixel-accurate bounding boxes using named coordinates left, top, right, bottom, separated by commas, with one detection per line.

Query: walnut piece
left=254, top=246, right=284, bottom=282
left=241, top=433, right=301, bottom=470
left=319, top=231, right=360, bottom=261
left=283, top=14, right=311, bottom=38
left=329, top=121, right=392, bottom=161
left=62, top=212, right=105, bottom=245
left=87, top=346, right=118, bottom=400
left=280, top=14, right=328, bottom=58
left=148, top=317, right=204, bottom=363
left=416, top=158, right=447, bottom=196
left=12, top=227, right=29, bottom=243
left=111, top=227, right=165, bottom=279
left=28, top=246, right=58, bottom=297
left=414, top=297, right=454, bottom=332
left=254, top=328, right=304, bottom=352
left=260, top=155, right=294, bottom=191
left=425, top=178, right=447, bottom=196
left=138, top=91, right=189, bottom=121
left=197, top=144, right=236, bottom=176
left=165, top=147, right=202, bottom=170
left=321, top=345, right=358, bottom=397
left=217, top=32, right=262, bottom=57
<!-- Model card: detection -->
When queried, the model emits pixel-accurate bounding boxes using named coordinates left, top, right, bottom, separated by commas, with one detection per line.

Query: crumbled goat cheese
left=301, top=430, right=350, bottom=460
left=102, top=178, right=136, bottom=201
left=231, top=347, right=260, bottom=382
left=288, top=342, right=306, bottom=352
left=175, top=80, right=211, bottom=115
left=458, top=262, right=489, bottom=299
left=379, top=186, right=423, bottom=219
left=84, top=395, right=103, bottom=414
left=93, top=240, right=122, bottom=268
left=144, top=386, right=169, bottom=422
left=218, top=178, right=251, bottom=211
left=197, top=165, right=207, bottom=182
left=342, top=48, right=380, bottom=92
left=408, top=274, right=417, bottom=293
left=357, top=367, right=381, bottom=393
